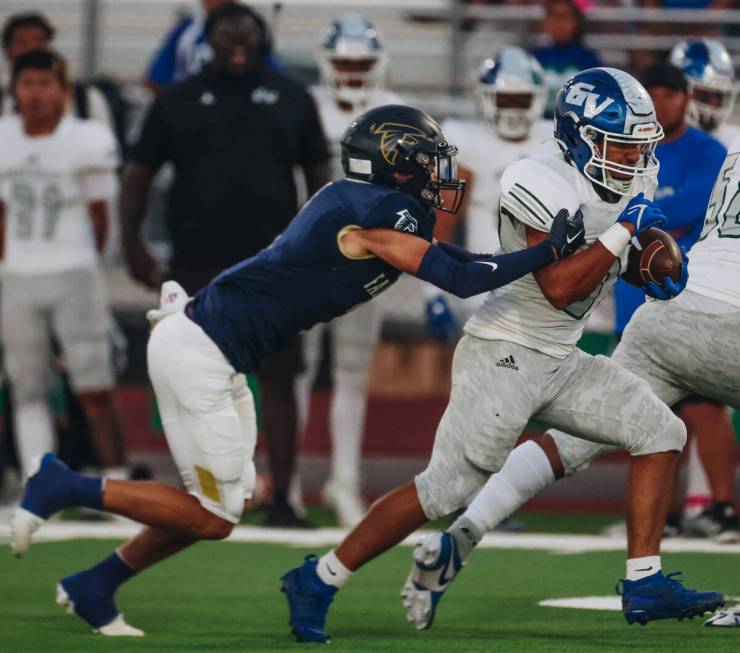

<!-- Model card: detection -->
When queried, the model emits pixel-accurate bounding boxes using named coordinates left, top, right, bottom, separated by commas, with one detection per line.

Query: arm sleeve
left=436, top=240, right=488, bottom=262
left=128, top=97, right=170, bottom=169
left=146, top=18, right=191, bottom=87
left=415, top=240, right=555, bottom=299
left=499, top=159, right=579, bottom=233
left=297, top=92, right=330, bottom=168
left=657, top=143, right=728, bottom=230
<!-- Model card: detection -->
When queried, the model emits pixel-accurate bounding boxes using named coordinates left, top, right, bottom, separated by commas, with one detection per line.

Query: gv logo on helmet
left=565, top=82, right=615, bottom=117
left=373, top=122, right=426, bottom=166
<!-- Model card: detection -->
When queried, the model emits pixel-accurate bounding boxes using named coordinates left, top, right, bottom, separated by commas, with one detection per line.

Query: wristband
left=598, top=223, right=632, bottom=257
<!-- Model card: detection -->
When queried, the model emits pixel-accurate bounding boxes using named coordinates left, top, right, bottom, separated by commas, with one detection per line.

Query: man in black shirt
left=121, top=2, right=330, bottom=526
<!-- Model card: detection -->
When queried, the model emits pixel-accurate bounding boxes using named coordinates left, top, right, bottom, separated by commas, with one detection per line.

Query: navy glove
left=548, top=208, right=585, bottom=260
left=617, top=192, right=667, bottom=235
left=425, top=294, right=461, bottom=341
left=645, top=250, right=689, bottom=300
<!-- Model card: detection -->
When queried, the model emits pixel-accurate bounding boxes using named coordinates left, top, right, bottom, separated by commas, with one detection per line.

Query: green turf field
left=1, top=530, right=738, bottom=653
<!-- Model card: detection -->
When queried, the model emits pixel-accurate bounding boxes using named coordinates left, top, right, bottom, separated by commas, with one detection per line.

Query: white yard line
left=1, top=522, right=740, bottom=554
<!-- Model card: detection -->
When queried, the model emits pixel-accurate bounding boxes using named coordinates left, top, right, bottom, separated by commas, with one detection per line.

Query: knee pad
left=657, top=414, right=688, bottom=453
left=414, top=462, right=485, bottom=522
left=633, top=412, right=687, bottom=456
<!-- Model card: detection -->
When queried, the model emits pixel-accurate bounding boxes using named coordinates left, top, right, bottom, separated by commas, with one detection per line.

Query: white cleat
left=10, top=507, right=45, bottom=558
left=55, top=584, right=145, bottom=637
left=321, top=480, right=366, bottom=527
left=400, top=532, right=462, bottom=631
left=705, top=605, right=740, bottom=627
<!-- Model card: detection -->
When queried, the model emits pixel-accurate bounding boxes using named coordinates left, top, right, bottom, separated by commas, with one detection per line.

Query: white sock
left=330, top=369, right=368, bottom=490
left=626, top=556, right=661, bottom=581
left=14, top=401, right=55, bottom=479
left=316, top=549, right=352, bottom=589
left=103, top=467, right=128, bottom=481
left=463, top=440, right=556, bottom=533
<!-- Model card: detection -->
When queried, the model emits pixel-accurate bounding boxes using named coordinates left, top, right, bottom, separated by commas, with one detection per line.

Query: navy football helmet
left=669, top=38, right=737, bottom=133
left=341, top=104, right=466, bottom=213
left=317, top=13, right=387, bottom=111
left=478, top=47, right=546, bottom=140
left=555, top=67, right=663, bottom=197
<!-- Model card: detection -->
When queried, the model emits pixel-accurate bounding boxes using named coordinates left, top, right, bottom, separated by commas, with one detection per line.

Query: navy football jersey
left=188, top=179, right=435, bottom=373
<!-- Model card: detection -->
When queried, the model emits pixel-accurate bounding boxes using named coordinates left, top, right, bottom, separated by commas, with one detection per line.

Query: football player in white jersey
left=667, top=38, right=739, bottom=532
left=670, top=38, right=740, bottom=149
left=0, top=52, right=127, bottom=482
left=282, top=68, right=723, bottom=643
left=413, top=138, right=740, bottom=630
left=440, top=47, right=553, bottom=321
left=293, top=14, right=404, bottom=526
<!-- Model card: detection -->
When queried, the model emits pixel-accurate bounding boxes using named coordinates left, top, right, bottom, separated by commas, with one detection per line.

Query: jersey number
left=700, top=152, right=740, bottom=240
left=10, top=181, right=61, bottom=241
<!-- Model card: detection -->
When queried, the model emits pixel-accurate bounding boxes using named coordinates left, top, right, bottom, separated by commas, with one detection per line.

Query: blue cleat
left=617, top=570, right=725, bottom=625
left=281, top=555, right=337, bottom=643
left=400, top=532, right=463, bottom=630
left=57, top=571, right=143, bottom=636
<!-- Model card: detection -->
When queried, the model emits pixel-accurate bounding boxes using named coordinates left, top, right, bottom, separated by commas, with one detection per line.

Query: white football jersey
left=713, top=122, right=740, bottom=150
left=688, top=136, right=740, bottom=308
left=312, top=86, right=403, bottom=180
left=0, top=115, right=118, bottom=275
left=442, top=118, right=554, bottom=254
left=465, top=152, right=651, bottom=358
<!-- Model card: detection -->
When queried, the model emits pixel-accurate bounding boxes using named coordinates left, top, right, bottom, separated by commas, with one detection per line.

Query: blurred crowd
left=0, top=0, right=737, bottom=538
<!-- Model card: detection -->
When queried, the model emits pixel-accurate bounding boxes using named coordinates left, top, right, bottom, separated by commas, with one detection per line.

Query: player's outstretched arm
left=341, top=209, right=585, bottom=299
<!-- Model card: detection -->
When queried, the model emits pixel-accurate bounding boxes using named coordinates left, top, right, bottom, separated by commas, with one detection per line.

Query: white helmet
left=478, top=47, right=547, bottom=140
left=669, top=38, right=737, bottom=133
left=317, top=13, right=387, bottom=112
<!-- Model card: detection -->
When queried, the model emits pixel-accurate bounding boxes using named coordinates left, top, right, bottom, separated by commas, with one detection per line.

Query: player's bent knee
left=632, top=412, right=687, bottom=456
left=196, top=514, right=234, bottom=540
left=414, top=464, right=485, bottom=521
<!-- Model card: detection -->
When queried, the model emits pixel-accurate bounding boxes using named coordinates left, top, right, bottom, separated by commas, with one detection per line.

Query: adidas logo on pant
left=496, top=355, right=519, bottom=371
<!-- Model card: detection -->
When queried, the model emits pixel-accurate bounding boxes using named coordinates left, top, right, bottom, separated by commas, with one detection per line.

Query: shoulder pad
left=77, top=122, right=119, bottom=172
left=500, top=157, right=580, bottom=231
left=364, top=189, right=428, bottom=235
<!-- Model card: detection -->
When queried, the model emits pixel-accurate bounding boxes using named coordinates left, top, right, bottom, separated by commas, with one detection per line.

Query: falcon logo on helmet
left=341, top=104, right=466, bottom=213
left=669, top=38, right=738, bottom=134
left=555, top=67, right=663, bottom=198
left=373, top=122, right=427, bottom=166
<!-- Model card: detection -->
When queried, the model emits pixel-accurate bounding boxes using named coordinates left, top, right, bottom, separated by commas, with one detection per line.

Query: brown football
left=622, top=228, right=683, bottom=288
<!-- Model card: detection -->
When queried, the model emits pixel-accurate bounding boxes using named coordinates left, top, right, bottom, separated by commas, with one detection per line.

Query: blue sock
left=67, top=470, right=104, bottom=511
left=85, top=551, right=136, bottom=593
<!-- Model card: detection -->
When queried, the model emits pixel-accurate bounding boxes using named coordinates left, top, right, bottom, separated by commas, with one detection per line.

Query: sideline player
left=0, top=51, right=127, bottom=481
left=293, top=13, right=404, bottom=526
left=10, top=104, right=585, bottom=636
left=281, top=68, right=721, bottom=644
left=670, top=38, right=739, bottom=149
left=410, top=138, right=740, bottom=630
left=441, top=46, right=552, bottom=319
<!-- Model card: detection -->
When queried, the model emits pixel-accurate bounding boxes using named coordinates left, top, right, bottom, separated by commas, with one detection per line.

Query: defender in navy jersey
left=11, top=105, right=585, bottom=637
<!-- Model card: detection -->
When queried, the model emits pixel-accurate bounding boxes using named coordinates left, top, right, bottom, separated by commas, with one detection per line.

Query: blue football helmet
left=478, top=47, right=547, bottom=140
left=555, top=67, right=663, bottom=197
left=669, top=38, right=737, bottom=133
left=317, top=13, right=387, bottom=111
